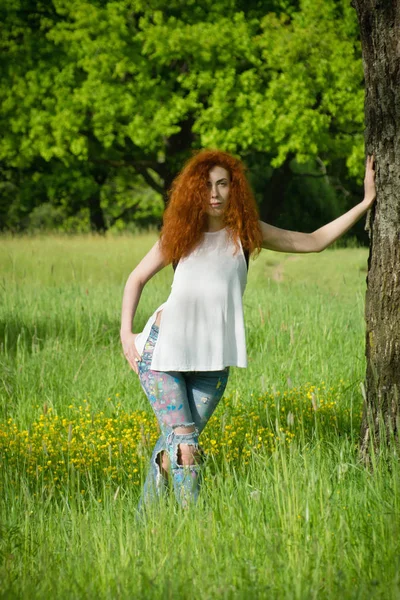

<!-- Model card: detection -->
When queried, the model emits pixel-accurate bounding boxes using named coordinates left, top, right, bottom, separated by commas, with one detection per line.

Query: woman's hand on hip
left=120, top=332, right=141, bottom=374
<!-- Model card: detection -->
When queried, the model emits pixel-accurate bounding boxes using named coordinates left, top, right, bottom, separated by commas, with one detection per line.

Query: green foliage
left=257, top=0, right=364, bottom=175
left=0, top=0, right=365, bottom=233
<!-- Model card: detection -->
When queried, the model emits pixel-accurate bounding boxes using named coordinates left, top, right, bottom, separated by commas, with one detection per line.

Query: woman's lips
left=210, top=203, right=222, bottom=207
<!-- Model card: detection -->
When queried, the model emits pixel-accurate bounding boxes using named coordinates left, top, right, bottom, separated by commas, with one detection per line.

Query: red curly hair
left=159, top=149, right=263, bottom=265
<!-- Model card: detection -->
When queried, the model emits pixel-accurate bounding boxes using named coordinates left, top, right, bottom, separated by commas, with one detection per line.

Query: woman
left=120, top=149, right=376, bottom=509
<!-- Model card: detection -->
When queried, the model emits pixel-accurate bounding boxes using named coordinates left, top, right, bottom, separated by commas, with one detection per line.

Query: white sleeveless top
left=134, top=227, right=248, bottom=371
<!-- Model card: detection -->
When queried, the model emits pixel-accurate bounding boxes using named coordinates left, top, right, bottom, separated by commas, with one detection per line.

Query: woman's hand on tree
left=121, top=332, right=141, bottom=374
left=363, top=154, right=376, bottom=209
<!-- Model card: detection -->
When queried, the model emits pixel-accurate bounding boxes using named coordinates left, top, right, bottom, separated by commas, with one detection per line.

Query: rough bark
left=352, top=0, right=400, bottom=459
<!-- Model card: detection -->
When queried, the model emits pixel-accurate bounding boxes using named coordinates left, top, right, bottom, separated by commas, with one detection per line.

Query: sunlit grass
left=1, top=234, right=399, bottom=600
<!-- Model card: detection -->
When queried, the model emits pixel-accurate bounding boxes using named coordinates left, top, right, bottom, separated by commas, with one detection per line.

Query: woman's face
left=205, top=165, right=230, bottom=218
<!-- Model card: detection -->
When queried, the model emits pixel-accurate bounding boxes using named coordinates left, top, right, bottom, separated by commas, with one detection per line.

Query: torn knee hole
left=174, top=425, right=196, bottom=435
left=155, top=450, right=169, bottom=474
left=177, top=443, right=201, bottom=467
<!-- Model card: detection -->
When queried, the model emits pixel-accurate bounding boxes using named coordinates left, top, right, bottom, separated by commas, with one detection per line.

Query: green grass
left=1, top=234, right=399, bottom=600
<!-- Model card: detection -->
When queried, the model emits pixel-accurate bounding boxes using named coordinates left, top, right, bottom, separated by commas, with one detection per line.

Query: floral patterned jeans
left=137, top=323, right=230, bottom=509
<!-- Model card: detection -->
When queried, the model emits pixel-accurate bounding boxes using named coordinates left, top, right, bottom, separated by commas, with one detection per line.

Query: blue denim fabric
left=137, top=324, right=229, bottom=510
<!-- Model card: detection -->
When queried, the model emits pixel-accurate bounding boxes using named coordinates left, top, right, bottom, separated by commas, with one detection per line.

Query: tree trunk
left=88, top=190, right=106, bottom=232
left=163, top=117, right=195, bottom=202
left=89, top=171, right=107, bottom=232
left=259, top=155, right=293, bottom=224
left=352, top=0, right=400, bottom=459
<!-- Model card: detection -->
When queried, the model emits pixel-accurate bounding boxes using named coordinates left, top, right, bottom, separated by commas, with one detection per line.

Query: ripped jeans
left=137, top=323, right=230, bottom=509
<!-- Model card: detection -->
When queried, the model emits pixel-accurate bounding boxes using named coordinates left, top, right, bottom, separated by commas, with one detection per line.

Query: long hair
left=159, top=149, right=263, bottom=265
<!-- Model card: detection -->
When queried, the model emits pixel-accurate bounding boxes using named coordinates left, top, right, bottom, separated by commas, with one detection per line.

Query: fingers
left=123, top=350, right=141, bottom=374
left=367, top=154, right=375, bottom=170
left=133, top=355, right=141, bottom=374
left=132, top=355, right=141, bottom=374
left=365, top=155, right=376, bottom=185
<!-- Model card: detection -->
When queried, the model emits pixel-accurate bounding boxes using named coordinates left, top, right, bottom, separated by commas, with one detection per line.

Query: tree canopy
left=0, top=0, right=366, bottom=235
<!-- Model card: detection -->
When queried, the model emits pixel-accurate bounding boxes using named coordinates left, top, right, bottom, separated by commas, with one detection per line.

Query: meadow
left=0, top=233, right=399, bottom=599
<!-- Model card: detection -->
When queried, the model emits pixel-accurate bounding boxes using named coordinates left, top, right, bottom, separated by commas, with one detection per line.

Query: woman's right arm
left=120, top=239, right=168, bottom=374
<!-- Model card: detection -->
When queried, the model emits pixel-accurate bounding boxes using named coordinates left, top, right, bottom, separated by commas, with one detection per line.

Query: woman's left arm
left=261, top=155, right=376, bottom=254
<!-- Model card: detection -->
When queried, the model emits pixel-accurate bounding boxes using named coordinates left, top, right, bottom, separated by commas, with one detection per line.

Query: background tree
left=1, top=0, right=367, bottom=235
left=352, top=0, right=400, bottom=457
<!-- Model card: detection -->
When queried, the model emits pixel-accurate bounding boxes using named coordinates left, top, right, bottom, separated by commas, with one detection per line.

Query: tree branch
left=134, top=166, right=164, bottom=196
left=90, top=158, right=164, bottom=174
left=291, top=172, right=326, bottom=178
left=109, top=200, right=141, bottom=226
left=88, top=158, right=164, bottom=194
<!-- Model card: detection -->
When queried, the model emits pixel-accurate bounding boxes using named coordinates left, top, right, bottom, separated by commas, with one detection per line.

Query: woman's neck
left=206, top=216, right=225, bottom=232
